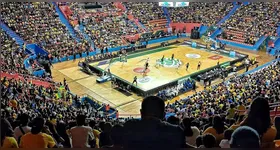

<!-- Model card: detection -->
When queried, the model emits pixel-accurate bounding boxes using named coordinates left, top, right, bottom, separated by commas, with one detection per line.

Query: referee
left=132, top=76, right=137, bottom=86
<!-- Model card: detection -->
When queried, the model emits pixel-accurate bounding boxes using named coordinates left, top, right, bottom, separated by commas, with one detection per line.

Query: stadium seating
left=1, top=29, right=30, bottom=75
left=69, top=2, right=139, bottom=48
left=167, top=2, right=234, bottom=26
left=0, top=2, right=85, bottom=58
left=221, top=2, right=280, bottom=45
left=1, top=2, right=280, bottom=149
left=124, top=2, right=168, bottom=31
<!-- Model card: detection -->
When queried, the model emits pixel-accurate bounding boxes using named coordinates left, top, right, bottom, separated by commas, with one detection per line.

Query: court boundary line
left=73, top=76, right=139, bottom=109
left=92, top=45, right=235, bottom=92
left=57, top=67, right=90, bottom=81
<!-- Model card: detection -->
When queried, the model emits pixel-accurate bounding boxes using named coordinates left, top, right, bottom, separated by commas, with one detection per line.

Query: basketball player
left=186, top=62, right=189, bottom=71
left=197, top=61, right=201, bottom=70
left=171, top=54, right=174, bottom=60
left=143, top=61, right=149, bottom=76
left=176, top=62, right=181, bottom=70
left=161, top=55, right=165, bottom=63
left=107, top=68, right=111, bottom=75
left=146, top=57, right=150, bottom=64
left=122, top=53, right=128, bottom=66
left=144, top=61, right=149, bottom=71
left=156, top=59, right=162, bottom=68
left=132, top=76, right=137, bottom=86
left=143, top=57, right=149, bottom=70
left=119, top=53, right=122, bottom=61
left=125, top=53, right=128, bottom=62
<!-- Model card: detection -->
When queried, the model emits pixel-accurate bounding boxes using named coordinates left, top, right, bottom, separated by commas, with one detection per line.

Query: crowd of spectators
left=1, top=2, right=280, bottom=149
left=164, top=60, right=280, bottom=147
left=157, top=79, right=195, bottom=100
left=221, top=2, right=280, bottom=44
left=167, top=60, right=280, bottom=119
left=124, top=2, right=166, bottom=25
left=81, top=13, right=138, bottom=49
left=70, top=2, right=139, bottom=49
left=168, top=2, right=234, bottom=26
left=2, top=87, right=280, bottom=148
left=1, top=33, right=280, bottom=148
left=0, top=2, right=85, bottom=58
left=1, top=29, right=30, bottom=75
left=0, top=74, right=118, bottom=148
left=123, top=2, right=168, bottom=31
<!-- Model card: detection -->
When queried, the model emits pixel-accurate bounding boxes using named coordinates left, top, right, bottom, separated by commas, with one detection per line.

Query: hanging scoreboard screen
left=175, top=2, right=190, bottom=7
left=159, top=2, right=189, bottom=7
left=158, top=2, right=174, bottom=7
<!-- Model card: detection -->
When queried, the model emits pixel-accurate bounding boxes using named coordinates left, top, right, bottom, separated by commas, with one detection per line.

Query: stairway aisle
left=162, top=7, right=171, bottom=27
left=52, top=2, right=81, bottom=43
left=274, top=37, right=280, bottom=49
left=0, top=21, right=24, bottom=46
left=217, top=3, right=241, bottom=26
left=78, top=23, right=95, bottom=49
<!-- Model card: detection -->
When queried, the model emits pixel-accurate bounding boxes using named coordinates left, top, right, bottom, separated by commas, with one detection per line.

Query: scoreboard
left=175, top=2, right=190, bottom=7
left=159, top=2, right=190, bottom=7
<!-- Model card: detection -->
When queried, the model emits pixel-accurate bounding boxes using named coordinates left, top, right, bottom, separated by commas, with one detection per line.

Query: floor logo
left=208, top=55, right=223, bottom=60
left=185, top=54, right=201, bottom=59
left=138, top=76, right=152, bottom=84
left=133, top=67, right=150, bottom=73
left=156, top=58, right=181, bottom=68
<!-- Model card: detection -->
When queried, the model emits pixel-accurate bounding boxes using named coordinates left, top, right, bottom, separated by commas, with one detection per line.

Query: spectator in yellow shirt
left=226, top=104, right=236, bottom=119
left=20, top=117, right=57, bottom=148
left=203, top=116, right=227, bottom=146
left=236, top=101, right=246, bottom=116
left=9, top=99, right=18, bottom=109
left=89, top=120, right=101, bottom=148
left=1, top=118, right=19, bottom=148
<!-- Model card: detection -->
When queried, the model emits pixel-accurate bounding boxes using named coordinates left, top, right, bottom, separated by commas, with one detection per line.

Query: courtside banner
left=198, top=44, right=206, bottom=48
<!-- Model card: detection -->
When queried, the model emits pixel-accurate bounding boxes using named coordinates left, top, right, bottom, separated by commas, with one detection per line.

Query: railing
left=0, top=72, right=53, bottom=88
left=270, top=102, right=280, bottom=117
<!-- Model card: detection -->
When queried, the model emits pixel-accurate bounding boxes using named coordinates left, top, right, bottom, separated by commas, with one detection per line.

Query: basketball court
left=51, top=38, right=272, bottom=117
left=90, top=45, right=235, bottom=91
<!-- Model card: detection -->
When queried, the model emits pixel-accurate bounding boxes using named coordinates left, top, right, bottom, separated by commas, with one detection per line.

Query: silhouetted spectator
left=122, top=96, right=186, bottom=148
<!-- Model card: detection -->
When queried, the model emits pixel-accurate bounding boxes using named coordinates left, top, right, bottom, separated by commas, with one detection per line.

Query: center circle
left=157, top=58, right=181, bottom=68
left=164, top=59, right=174, bottom=66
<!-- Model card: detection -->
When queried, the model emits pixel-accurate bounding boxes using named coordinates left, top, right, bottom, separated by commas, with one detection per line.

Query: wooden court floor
left=93, top=45, right=234, bottom=91
left=51, top=38, right=274, bottom=117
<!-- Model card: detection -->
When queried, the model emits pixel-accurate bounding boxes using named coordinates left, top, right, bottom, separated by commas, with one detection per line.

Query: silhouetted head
left=202, top=134, right=216, bottom=148
left=230, top=126, right=260, bottom=148
left=212, top=115, right=225, bottom=134
left=76, top=114, right=86, bottom=126
left=242, top=97, right=270, bottom=136
left=1, top=118, right=14, bottom=145
left=182, top=117, right=194, bottom=137
left=111, top=124, right=124, bottom=147
left=140, top=96, right=165, bottom=120
left=31, top=117, right=45, bottom=134
left=167, top=116, right=179, bottom=125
